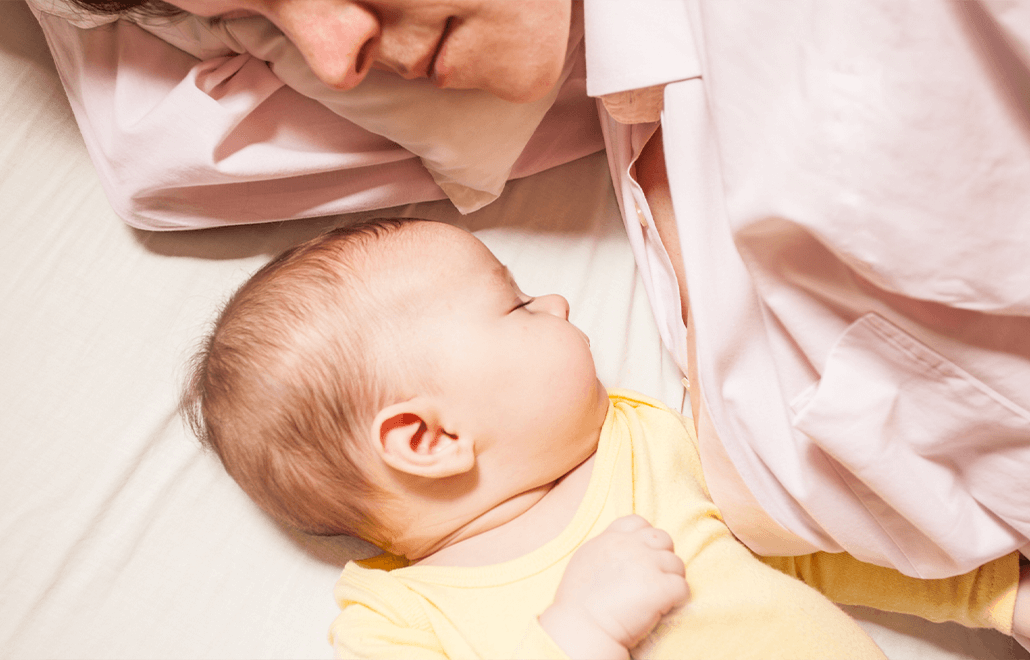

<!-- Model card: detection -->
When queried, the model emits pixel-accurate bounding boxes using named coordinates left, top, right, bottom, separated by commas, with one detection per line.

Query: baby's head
left=182, top=219, right=608, bottom=556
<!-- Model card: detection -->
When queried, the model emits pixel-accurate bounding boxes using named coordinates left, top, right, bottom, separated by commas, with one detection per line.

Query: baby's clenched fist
left=539, top=515, right=689, bottom=660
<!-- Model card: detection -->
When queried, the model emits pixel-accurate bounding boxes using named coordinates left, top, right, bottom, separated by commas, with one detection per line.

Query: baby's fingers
left=655, top=548, right=686, bottom=578
left=654, top=549, right=689, bottom=607
left=641, top=563, right=689, bottom=629
left=638, top=525, right=675, bottom=553
left=607, top=514, right=653, bottom=534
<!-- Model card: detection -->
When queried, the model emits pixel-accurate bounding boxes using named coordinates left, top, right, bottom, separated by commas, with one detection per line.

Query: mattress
left=1, top=1, right=1026, bottom=657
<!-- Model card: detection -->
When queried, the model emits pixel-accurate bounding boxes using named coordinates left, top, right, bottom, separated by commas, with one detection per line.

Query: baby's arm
left=762, top=550, right=1024, bottom=637
left=538, top=515, right=689, bottom=660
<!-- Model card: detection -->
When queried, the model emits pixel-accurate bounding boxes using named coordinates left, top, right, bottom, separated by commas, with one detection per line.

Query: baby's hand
left=539, top=515, right=688, bottom=660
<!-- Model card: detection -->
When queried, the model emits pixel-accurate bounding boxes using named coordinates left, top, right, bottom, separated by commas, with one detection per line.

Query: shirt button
left=635, top=204, right=648, bottom=228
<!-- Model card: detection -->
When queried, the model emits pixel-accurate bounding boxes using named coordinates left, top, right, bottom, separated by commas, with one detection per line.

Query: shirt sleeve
left=761, top=551, right=1020, bottom=634
left=513, top=619, right=570, bottom=660
left=330, top=603, right=571, bottom=660
left=28, top=8, right=445, bottom=230
left=330, top=602, right=450, bottom=660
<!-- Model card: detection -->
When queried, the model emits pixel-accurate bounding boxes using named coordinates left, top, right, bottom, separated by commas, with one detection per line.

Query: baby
left=182, top=218, right=1029, bottom=659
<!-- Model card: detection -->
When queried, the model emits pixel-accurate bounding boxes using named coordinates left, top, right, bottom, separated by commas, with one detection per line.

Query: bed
left=1, top=1, right=1027, bottom=657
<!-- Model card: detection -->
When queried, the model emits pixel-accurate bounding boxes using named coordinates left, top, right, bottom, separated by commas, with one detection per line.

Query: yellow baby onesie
left=330, top=390, right=1016, bottom=659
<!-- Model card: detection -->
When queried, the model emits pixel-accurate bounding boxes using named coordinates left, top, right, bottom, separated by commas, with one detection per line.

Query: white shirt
left=586, top=0, right=1030, bottom=578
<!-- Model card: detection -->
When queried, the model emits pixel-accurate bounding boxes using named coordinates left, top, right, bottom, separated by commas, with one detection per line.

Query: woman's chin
left=487, top=67, right=564, bottom=104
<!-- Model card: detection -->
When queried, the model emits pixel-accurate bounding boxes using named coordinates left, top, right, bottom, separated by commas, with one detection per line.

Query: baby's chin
left=592, top=379, right=611, bottom=421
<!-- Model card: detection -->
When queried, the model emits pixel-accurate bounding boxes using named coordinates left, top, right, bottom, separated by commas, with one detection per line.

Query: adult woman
left=38, top=0, right=1030, bottom=584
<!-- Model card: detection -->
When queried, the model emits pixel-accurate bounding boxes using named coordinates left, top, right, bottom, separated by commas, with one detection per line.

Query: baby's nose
left=537, top=294, right=570, bottom=320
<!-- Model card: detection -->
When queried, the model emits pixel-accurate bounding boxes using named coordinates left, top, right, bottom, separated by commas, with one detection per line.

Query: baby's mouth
left=576, top=326, right=591, bottom=348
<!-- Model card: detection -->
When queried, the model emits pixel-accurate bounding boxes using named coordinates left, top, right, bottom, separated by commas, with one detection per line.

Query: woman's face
left=166, top=0, right=572, bottom=103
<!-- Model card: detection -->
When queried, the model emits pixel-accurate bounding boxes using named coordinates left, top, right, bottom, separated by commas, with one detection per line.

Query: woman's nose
left=536, top=294, right=570, bottom=320
left=273, top=0, right=380, bottom=90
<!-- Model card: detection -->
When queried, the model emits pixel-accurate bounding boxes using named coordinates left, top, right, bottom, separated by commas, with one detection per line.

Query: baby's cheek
left=567, top=345, right=603, bottom=406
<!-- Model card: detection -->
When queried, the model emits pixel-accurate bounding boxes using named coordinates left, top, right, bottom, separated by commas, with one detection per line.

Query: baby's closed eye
left=510, top=298, right=535, bottom=312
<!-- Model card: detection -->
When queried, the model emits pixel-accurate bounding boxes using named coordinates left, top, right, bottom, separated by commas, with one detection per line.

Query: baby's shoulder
left=607, top=389, right=695, bottom=439
left=334, top=555, right=422, bottom=621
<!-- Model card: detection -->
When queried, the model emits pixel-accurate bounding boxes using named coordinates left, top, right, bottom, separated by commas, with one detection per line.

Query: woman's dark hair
left=66, top=0, right=184, bottom=18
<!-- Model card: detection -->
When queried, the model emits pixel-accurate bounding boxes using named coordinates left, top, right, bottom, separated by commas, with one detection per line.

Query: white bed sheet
left=1, top=1, right=1026, bottom=657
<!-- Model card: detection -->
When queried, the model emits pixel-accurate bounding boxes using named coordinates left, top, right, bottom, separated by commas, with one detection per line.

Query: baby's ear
left=371, top=400, right=474, bottom=479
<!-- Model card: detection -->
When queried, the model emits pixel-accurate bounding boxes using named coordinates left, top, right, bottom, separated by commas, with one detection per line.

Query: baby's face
left=391, top=222, right=608, bottom=490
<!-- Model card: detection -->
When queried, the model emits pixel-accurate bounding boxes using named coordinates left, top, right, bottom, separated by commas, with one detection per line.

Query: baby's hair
left=181, top=218, right=420, bottom=539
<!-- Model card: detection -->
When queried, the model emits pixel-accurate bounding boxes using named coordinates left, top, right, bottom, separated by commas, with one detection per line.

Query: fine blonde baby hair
left=181, top=218, right=420, bottom=539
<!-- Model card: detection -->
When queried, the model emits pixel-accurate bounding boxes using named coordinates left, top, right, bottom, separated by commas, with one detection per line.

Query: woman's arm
left=29, top=9, right=445, bottom=230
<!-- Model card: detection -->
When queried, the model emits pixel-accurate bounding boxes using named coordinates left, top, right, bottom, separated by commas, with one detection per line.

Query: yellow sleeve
left=330, top=602, right=449, bottom=660
left=513, top=619, right=570, bottom=660
left=760, top=551, right=1020, bottom=634
left=330, top=602, right=570, bottom=660
left=332, top=559, right=571, bottom=660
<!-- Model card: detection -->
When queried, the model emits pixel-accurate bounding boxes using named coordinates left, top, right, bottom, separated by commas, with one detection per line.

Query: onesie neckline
left=368, top=394, right=633, bottom=588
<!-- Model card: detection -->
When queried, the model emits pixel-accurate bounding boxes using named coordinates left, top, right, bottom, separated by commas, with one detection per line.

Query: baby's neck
left=414, top=452, right=597, bottom=568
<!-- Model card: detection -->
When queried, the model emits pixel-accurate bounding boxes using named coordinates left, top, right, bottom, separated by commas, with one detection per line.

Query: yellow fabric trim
left=356, top=552, right=410, bottom=571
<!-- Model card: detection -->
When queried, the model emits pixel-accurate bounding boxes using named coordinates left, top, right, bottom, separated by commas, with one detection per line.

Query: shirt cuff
left=584, top=0, right=700, bottom=97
